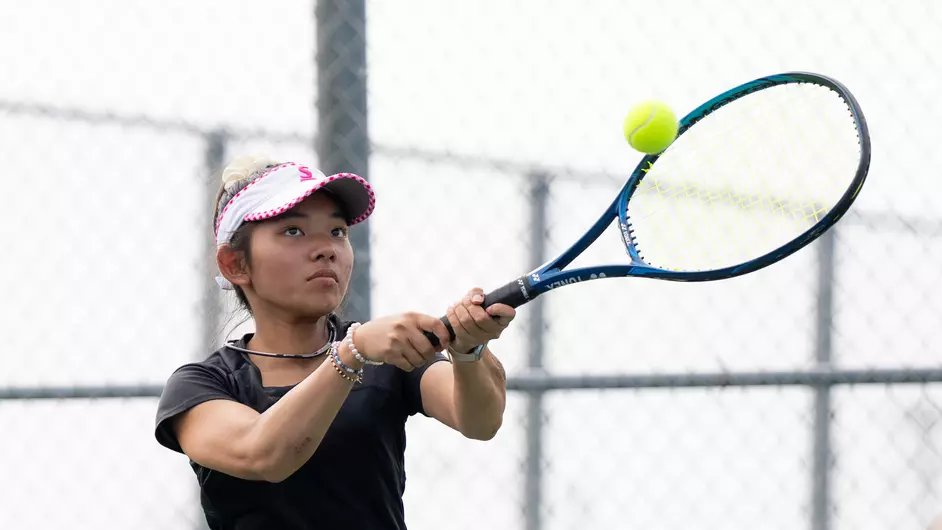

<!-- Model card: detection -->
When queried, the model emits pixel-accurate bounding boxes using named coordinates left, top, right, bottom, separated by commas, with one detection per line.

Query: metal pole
left=524, top=173, right=551, bottom=530
left=315, top=0, right=371, bottom=322
left=812, top=229, right=837, bottom=530
left=201, top=130, right=228, bottom=351
left=192, top=129, right=227, bottom=530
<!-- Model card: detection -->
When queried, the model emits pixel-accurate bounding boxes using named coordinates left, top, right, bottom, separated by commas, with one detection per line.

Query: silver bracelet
left=346, top=322, right=384, bottom=366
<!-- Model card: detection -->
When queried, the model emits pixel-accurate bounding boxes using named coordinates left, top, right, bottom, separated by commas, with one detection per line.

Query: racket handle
left=481, top=276, right=532, bottom=309
left=427, top=316, right=457, bottom=348
left=423, top=276, right=532, bottom=349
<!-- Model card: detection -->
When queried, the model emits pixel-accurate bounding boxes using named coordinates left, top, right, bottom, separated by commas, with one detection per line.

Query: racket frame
left=482, top=72, right=871, bottom=310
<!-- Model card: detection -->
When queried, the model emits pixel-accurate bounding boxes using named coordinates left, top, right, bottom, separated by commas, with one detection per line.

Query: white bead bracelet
left=346, top=322, right=384, bottom=366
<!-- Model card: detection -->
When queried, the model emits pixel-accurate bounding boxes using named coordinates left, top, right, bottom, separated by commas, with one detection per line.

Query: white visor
left=214, top=162, right=375, bottom=249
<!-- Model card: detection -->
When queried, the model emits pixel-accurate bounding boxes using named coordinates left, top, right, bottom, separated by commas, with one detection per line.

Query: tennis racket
left=427, top=71, right=870, bottom=346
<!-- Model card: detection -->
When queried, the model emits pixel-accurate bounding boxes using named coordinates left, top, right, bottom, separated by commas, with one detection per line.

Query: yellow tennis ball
left=623, top=101, right=679, bottom=154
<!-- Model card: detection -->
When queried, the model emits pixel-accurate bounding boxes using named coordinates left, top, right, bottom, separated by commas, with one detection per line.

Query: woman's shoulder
left=163, top=338, right=249, bottom=380
left=200, top=338, right=254, bottom=374
left=160, top=336, right=261, bottom=399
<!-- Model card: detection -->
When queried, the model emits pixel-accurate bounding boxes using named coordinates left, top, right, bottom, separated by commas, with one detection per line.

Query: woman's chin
left=296, top=296, right=341, bottom=318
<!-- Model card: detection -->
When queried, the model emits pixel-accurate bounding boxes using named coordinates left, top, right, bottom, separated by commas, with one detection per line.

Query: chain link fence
left=2, top=0, right=941, bottom=529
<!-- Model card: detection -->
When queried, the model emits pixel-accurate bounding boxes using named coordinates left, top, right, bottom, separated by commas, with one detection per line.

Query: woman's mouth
left=307, top=269, right=339, bottom=285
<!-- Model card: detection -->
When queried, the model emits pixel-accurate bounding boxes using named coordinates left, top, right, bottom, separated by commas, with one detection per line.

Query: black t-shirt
left=154, top=317, right=448, bottom=530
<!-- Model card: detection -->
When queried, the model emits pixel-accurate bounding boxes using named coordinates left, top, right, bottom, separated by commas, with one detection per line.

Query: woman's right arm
left=170, top=312, right=452, bottom=483
left=174, top=343, right=358, bottom=483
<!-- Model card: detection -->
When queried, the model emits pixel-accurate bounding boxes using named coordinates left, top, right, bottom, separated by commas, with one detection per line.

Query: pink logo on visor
left=299, top=166, right=315, bottom=181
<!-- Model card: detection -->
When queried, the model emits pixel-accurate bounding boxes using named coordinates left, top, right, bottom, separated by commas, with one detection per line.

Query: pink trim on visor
left=243, top=173, right=374, bottom=225
left=214, top=162, right=375, bottom=249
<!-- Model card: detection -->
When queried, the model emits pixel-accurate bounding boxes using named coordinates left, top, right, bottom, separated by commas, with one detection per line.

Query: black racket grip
left=423, top=277, right=532, bottom=350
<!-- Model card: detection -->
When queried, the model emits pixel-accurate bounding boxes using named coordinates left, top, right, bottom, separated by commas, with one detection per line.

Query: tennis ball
left=623, top=101, right=679, bottom=154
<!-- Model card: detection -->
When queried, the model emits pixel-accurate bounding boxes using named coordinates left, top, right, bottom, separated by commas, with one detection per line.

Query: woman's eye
left=331, top=227, right=349, bottom=239
left=284, top=227, right=304, bottom=237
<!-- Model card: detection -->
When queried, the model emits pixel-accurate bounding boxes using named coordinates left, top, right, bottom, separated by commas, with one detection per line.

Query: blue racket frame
left=431, top=72, right=870, bottom=344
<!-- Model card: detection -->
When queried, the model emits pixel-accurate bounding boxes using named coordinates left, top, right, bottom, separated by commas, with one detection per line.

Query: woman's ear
left=216, top=245, right=251, bottom=289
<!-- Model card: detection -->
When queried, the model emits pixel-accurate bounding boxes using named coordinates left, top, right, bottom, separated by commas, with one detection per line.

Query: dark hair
left=212, top=161, right=281, bottom=315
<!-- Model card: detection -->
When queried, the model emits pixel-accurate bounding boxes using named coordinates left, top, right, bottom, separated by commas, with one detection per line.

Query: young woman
left=154, top=156, right=515, bottom=529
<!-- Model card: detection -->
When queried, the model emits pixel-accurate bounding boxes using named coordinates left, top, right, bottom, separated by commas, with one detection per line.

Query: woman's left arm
left=420, top=289, right=515, bottom=440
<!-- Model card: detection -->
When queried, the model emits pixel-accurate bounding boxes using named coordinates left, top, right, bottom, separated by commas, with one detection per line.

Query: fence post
left=200, top=129, right=228, bottom=351
left=524, top=172, right=551, bottom=530
left=192, top=128, right=228, bottom=530
left=812, top=229, right=837, bottom=530
left=315, top=0, right=371, bottom=322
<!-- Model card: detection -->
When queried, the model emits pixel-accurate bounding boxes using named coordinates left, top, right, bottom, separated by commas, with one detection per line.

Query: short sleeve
left=154, top=363, right=238, bottom=453
left=401, top=352, right=449, bottom=417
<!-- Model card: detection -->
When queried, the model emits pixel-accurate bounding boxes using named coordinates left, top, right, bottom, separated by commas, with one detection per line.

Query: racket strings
left=636, top=179, right=829, bottom=224
left=631, top=179, right=827, bottom=268
left=626, top=83, right=862, bottom=272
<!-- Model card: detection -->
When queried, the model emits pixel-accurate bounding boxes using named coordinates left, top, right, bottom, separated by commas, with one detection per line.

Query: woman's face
left=243, top=192, right=353, bottom=319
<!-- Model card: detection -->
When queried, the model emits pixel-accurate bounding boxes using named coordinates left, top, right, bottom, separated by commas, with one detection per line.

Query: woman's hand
left=353, top=313, right=452, bottom=371
left=445, top=288, right=516, bottom=353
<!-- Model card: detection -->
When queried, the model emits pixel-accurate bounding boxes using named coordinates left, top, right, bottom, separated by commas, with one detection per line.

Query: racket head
left=478, top=72, right=870, bottom=311
left=614, top=71, right=870, bottom=281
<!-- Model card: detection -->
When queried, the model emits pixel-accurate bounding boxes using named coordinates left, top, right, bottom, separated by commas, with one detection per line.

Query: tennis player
left=155, top=156, right=514, bottom=529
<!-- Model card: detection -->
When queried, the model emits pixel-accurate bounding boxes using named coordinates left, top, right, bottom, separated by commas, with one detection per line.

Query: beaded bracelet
left=346, top=322, right=384, bottom=366
left=329, top=342, right=363, bottom=384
